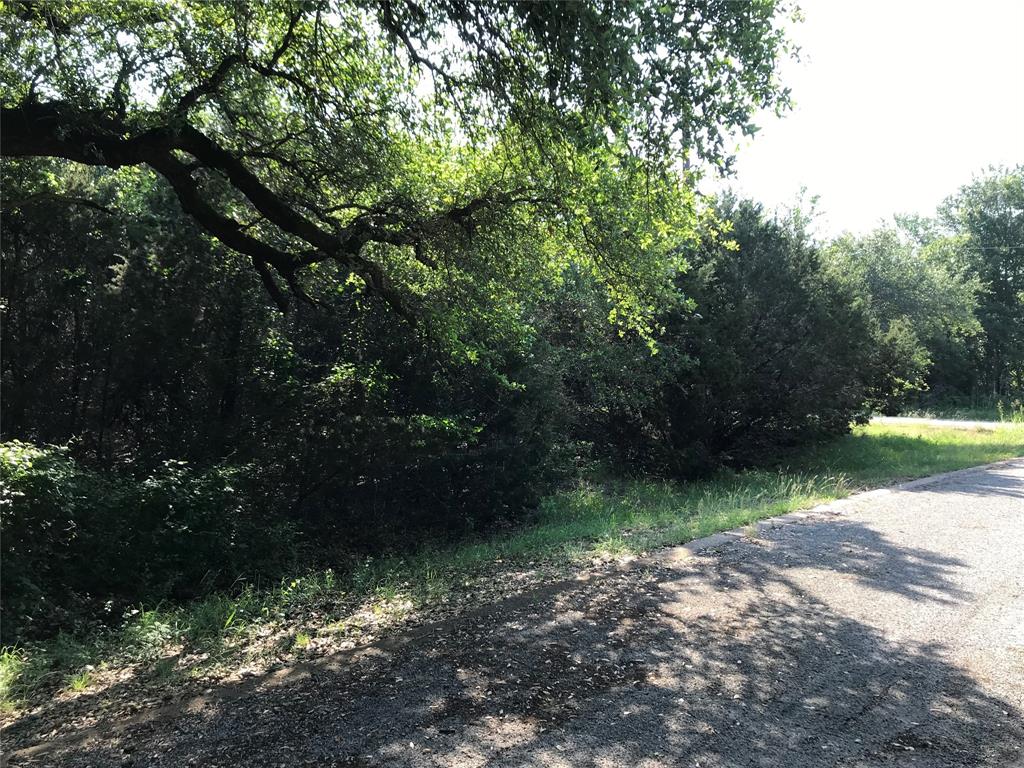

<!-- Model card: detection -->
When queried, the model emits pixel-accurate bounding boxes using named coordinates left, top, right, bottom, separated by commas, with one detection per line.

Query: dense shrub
left=0, top=442, right=296, bottom=641
left=0, top=189, right=890, bottom=643
left=661, top=200, right=877, bottom=470
left=534, top=199, right=879, bottom=477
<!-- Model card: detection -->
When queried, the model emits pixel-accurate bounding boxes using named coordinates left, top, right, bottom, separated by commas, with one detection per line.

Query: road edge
left=653, top=456, right=1024, bottom=566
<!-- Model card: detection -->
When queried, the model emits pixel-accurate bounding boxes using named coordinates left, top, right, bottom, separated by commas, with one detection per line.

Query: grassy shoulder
left=3, top=421, right=1022, bottom=717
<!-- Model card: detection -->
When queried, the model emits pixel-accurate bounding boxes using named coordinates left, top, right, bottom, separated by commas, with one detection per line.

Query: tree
left=938, top=166, right=1024, bottom=398
left=527, top=197, right=884, bottom=477
left=661, top=198, right=876, bottom=468
left=1, top=0, right=794, bottom=328
left=825, top=223, right=982, bottom=410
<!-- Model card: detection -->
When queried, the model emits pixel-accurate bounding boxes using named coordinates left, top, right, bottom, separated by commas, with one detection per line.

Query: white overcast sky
left=707, top=0, right=1024, bottom=236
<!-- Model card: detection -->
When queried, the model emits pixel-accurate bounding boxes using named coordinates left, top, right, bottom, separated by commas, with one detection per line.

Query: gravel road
left=6, top=460, right=1024, bottom=767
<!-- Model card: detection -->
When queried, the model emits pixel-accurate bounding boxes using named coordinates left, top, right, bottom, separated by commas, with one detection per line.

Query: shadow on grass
left=5, top=426, right=1021, bottom=733
left=6, top=503, right=1023, bottom=767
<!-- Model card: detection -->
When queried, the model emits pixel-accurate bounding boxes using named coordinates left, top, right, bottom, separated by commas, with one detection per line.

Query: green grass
left=790, top=421, right=1024, bottom=485
left=3, top=421, right=1021, bottom=715
left=0, top=649, right=25, bottom=715
left=66, top=670, right=93, bottom=693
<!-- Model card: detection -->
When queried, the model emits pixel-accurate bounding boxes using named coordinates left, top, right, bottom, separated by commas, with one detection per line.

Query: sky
left=707, top=0, right=1024, bottom=236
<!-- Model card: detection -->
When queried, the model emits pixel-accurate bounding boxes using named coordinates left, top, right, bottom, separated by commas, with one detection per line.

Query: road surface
left=6, top=459, right=1024, bottom=767
left=872, top=415, right=1014, bottom=430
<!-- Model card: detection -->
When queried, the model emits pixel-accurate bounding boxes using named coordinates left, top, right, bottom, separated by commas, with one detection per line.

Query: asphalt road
left=7, top=460, right=1024, bottom=767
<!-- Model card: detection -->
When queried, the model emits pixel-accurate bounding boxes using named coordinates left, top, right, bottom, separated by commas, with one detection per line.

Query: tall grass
left=2, top=421, right=1021, bottom=715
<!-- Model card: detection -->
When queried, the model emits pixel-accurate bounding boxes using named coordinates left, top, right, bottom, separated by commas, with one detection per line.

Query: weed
left=0, top=648, right=25, bottom=712
left=66, top=670, right=92, bottom=693
left=151, top=657, right=177, bottom=681
left=996, top=399, right=1024, bottom=424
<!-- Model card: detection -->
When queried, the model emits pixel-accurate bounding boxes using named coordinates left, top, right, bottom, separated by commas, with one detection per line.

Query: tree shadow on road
left=901, top=462, right=1024, bottom=501
left=6, top=516, right=1023, bottom=768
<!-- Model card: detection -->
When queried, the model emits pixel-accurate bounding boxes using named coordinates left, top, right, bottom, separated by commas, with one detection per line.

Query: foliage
left=0, top=441, right=295, bottom=641
left=1, top=0, right=796, bottom=333
left=3, top=165, right=967, bottom=646
left=2, top=2, right=1020, bottom=687
left=937, top=165, right=1024, bottom=399
left=537, top=197, right=880, bottom=477
left=1, top=158, right=565, bottom=543
left=823, top=166, right=1024, bottom=410
left=825, top=223, right=982, bottom=412
left=660, top=198, right=878, bottom=468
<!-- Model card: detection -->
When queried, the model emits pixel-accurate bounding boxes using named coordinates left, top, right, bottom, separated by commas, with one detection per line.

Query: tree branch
left=1, top=99, right=544, bottom=320
left=175, top=54, right=242, bottom=114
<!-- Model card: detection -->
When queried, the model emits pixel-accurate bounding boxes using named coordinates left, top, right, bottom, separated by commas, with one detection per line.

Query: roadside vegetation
left=2, top=0, right=1023, bottom=725
left=2, top=421, right=1021, bottom=714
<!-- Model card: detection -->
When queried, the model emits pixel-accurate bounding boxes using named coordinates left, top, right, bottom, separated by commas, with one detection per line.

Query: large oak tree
left=2, top=0, right=794, bottom=323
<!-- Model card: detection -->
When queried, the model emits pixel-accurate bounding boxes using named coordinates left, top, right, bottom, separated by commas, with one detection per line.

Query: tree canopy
left=1, top=0, right=795, bottom=329
left=938, top=166, right=1024, bottom=396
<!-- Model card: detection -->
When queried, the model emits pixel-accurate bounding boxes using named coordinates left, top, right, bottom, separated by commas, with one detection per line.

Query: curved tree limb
left=2, top=98, right=535, bottom=317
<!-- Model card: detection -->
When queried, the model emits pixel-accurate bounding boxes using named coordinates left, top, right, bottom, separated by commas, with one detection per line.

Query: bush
left=658, top=199, right=876, bottom=470
left=534, top=199, right=878, bottom=477
left=0, top=442, right=296, bottom=642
